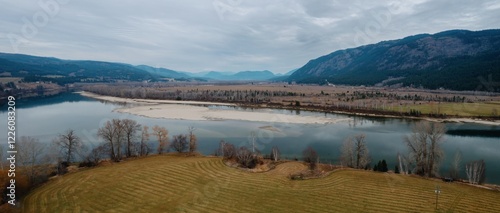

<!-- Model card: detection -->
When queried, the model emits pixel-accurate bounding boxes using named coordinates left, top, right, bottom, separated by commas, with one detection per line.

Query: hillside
left=0, top=53, right=280, bottom=83
left=21, top=155, right=500, bottom=212
left=0, top=53, right=155, bottom=84
left=192, top=70, right=277, bottom=81
left=135, top=65, right=190, bottom=79
left=288, top=29, right=500, bottom=91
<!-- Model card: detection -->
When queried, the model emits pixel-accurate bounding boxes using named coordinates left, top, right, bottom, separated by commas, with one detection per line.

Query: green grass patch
left=405, top=102, right=500, bottom=117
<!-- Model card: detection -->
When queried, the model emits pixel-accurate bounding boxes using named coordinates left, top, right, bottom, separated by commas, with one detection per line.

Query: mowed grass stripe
left=22, top=155, right=500, bottom=213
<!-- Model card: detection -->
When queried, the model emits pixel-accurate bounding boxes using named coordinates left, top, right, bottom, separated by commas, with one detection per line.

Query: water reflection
left=1, top=92, right=499, bottom=184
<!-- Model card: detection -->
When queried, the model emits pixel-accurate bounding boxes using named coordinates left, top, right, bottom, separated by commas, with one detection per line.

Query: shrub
left=302, top=146, right=318, bottom=170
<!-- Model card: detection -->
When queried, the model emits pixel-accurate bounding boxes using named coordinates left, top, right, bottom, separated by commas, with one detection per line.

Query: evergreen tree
left=395, top=165, right=400, bottom=174
left=381, top=160, right=388, bottom=172
left=377, top=160, right=383, bottom=172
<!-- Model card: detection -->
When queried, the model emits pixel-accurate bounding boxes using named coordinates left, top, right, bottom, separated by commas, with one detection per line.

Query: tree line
left=213, top=121, right=487, bottom=185
left=0, top=119, right=198, bottom=206
left=1, top=119, right=488, bottom=206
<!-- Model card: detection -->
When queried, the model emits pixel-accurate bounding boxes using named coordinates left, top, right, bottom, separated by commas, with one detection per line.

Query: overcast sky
left=1, top=0, right=499, bottom=73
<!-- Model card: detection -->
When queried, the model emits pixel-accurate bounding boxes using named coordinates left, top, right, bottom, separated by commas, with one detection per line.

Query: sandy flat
left=115, top=104, right=351, bottom=124
left=80, top=91, right=350, bottom=124
left=79, top=91, right=499, bottom=125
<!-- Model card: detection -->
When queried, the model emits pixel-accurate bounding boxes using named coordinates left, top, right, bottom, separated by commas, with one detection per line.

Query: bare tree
left=98, top=120, right=117, bottom=160
left=397, top=152, right=410, bottom=175
left=122, top=119, right=141, bottom=157
left=86, top=143, right=109, bottom=165
left=218, top=140, right=235, bottom=159
left=112, top=119, right=125, bottom=160
left=465, top=160, right=486, bottom=185
left=249, top=131, right=256, bottom=153
left=404, top=121, right=446, bottom=177
left=152, top=125, right=169, bottom=154
left=53, top=129, right=84, bottom=163
left=354, top=134, right=370, bottom=169
left=140, top=125, right=150, bottom=156
left=171, top=134, right=188, bottom=153
left=270, top=146, right=280, bottom=162
left=236, top=146, right=255, bottom=168
left=340, top=134, right=370, bottom=169
left=449, top=149, right=462, bottom=179
left=188, top=126, right=197, bottom=154
left=17, top=136, right=45, bottom=183
left=303, top=146, right=318, bottom=170
left=340, top=137, right=354, bottom=168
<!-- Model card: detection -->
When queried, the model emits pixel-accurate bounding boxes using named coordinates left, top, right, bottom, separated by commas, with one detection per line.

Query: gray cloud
left=0, top=0, right=499, bottom=73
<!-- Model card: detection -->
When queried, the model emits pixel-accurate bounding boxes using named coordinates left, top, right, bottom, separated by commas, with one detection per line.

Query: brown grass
left=21, top=155, right=500, bottom=212
left=148, top=84, right=500, bottom=117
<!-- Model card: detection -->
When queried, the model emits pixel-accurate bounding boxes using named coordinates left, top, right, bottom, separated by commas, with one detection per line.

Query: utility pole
left=435, top=185, right=441, bottom=210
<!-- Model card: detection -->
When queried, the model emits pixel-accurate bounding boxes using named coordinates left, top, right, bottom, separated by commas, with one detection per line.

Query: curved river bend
left=1, top=93, right=499, bottom=184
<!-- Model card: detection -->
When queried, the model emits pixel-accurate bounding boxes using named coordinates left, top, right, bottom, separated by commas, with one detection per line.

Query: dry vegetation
left=21, top=155, right=500, bottom=213
left=83, top=83, right=500, bottom=118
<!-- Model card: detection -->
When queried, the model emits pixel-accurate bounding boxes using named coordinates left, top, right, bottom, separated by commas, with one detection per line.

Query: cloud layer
left=1, top=0, right=499, bottom=73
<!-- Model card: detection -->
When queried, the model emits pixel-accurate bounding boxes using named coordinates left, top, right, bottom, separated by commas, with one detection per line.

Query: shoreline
left=78, top=91, right=236, bottom=106
left=78, top=91, right=352, bottom=125
left=78, top=91, right=500, bottom=126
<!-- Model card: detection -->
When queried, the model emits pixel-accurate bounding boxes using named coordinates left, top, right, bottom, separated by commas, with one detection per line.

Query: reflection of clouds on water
left=7, top=92, right=500, bottom=184
left=312, top=127, right=347, bottom=141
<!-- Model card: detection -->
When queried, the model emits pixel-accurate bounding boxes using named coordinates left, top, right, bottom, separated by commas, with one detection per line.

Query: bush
left=236, top=147, right=261, bottom=169
left=79, top=160, right=97, bottom=168
left=303, top=146, right=318, bottom=170
left=58, top=161, right=69, bottom=175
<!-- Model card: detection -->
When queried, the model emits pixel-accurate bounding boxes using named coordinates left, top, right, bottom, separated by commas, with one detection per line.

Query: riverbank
left=79, top=91, right=500, bottom=126
left=78, top=91, right=352, bottom=124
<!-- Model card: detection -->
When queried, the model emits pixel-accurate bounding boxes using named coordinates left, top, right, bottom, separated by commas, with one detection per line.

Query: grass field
left=22, top=155, right=500, bottom=213
left=406, top=102, right=500, bottom=117
left=0, top=77, right=21, bottom=83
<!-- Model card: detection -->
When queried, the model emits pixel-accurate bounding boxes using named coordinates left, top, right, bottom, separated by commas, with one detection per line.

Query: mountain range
left=288, top=29, right=500, bottom=91
left=0, top=53, right=285, bottom=83
left=0, top=29, right=498, bottom=91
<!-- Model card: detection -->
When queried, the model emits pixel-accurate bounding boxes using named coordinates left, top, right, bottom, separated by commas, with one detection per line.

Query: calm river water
left=1, top=93, right=499, bottom=184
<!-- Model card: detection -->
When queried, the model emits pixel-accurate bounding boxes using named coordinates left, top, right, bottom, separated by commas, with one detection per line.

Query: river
left=1, top=92, right=499, bottom=184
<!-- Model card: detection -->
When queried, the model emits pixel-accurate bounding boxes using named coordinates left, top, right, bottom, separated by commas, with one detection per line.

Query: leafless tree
left=188, top=126, right=197, bottom=153
left=270, top=146, right=280, bottom=162
left=140, top=125, right=150, bottom=156
left=354, top=134, right=370, bottom=169
left=171, top=134, right=188, bottom=153
left=112, top=119, right=125, bottom=160
left=152, top=125, right=169, bottom=154
left=340, top=134, right=370, bottom=169
left=17, top=136, right=45, bottom=183
left=53, top=129, right=84, bottom=163
left=340, top=137, right=354, bottom=168
left=218, top=140, right=236, bottom=159
left=86, top=143, right=109, bottom=165
left=449, top=149, right=462, bottom=179
left=404, top=121, right=446, bottom=177
left=122, top=119, right=141, bottom=157
left=465, top=160, right=486, bottom=185
left=236, top=146, right=255, bottom=168
left=249, top=131, right=256, bottom=153
left=397, top=152, right=410, bottom=175
left=98, top=120, right=117, bottom=160
left=303, top=146, right=318, bottom=170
